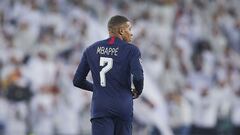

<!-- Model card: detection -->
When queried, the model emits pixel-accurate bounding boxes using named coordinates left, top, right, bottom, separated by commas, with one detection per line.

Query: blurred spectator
left=23, top=50, right=57, bottom=93
left=231, top=89, right=240, bottom=135
left=30, top=86, right=57, bottom=135
left=191, top=88, right=218, bottom=135
left=5, top=101, right=27, bottom=135
left=167, top=91, right=192, bottom=135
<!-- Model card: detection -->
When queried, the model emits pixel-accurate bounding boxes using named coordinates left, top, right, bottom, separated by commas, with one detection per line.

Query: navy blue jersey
left=73, top=37, right=144, bottom=121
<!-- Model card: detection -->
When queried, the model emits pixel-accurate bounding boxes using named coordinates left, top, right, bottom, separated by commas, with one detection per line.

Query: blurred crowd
left=0, top=0, right=240, bottom=135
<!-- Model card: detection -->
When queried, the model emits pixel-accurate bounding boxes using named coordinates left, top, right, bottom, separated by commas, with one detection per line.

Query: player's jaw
left=123, top=34, right=132, bottom=43
left=128, top=34, right=133, bottom=42
left=122, top=22, right=133, bottom=43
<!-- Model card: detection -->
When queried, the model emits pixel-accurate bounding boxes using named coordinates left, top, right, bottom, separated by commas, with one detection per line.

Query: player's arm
left=73, top=51, right=93, bottom=91
left=130, top=46, right=144, bottom=98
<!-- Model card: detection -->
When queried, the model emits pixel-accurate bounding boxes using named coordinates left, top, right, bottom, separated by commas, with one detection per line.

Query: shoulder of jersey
left=127, top=43, right=139, bottom=51
left=117, top=39, right=136, bottom=48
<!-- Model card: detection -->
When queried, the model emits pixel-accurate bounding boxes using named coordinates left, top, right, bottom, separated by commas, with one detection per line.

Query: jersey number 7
left=99, top=57, right=113, bottom=87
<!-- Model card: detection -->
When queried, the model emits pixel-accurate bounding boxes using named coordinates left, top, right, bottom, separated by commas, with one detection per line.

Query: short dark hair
left=108, top=15, right=129, bottom=32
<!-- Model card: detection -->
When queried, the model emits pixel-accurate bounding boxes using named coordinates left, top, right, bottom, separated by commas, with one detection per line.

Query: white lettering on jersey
left=97, top=47, right=119, bottom=56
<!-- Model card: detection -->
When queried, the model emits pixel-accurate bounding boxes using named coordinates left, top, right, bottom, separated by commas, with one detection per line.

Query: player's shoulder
left=126, top=43, right=140, bottom=53
left=119, top=39, right=137, bottom=49
left=127, top=43, right=139, bottom=49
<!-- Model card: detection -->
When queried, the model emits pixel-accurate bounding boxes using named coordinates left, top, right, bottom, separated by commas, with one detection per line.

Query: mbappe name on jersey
left=96, top=46, right=119, bottom=56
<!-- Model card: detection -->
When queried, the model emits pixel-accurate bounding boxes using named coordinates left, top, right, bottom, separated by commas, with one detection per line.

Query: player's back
left=84, top=37, right=139, bottom=120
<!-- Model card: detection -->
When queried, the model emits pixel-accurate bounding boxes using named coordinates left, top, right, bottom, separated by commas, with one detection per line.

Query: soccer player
left=73, top=15, right=144, bottom=135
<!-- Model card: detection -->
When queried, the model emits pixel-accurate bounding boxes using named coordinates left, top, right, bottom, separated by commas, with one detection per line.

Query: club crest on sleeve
left=139, top=58, right=142, bottom=65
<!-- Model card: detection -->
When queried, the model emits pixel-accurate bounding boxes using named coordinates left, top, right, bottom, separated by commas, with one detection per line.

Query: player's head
left=108, top=15, right=133, bottom=42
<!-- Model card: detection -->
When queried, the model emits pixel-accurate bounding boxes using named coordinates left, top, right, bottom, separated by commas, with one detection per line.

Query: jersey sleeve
left=73, top=51, right=93, bottom=91
left=130, top=46, right=144, bottom=96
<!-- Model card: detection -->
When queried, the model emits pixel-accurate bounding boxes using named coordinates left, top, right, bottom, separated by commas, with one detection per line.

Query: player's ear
left=119, top=27, right=124, bottom=35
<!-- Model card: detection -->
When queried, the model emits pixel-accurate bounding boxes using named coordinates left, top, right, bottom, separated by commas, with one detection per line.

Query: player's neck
left=109, top=33, right=123, bottom=40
